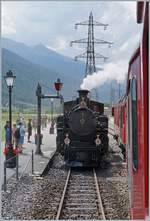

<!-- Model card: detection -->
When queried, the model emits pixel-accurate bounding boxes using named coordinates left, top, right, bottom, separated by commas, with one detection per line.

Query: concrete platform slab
left=1, top=123, right=56, bottom=188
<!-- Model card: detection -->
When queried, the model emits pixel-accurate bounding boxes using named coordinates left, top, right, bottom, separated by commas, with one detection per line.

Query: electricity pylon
left=70, top=12, right=113, bottom=101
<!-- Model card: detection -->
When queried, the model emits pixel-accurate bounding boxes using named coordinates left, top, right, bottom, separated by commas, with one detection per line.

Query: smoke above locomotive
left=80, top=63, right=126, bottom=91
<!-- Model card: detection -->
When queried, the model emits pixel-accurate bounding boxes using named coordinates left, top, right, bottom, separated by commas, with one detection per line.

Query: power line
left=70, top=12, right=113, bottom=101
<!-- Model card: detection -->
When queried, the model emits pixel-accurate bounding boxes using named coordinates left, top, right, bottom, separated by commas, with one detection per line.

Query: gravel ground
left=95, top=133, right=129, bottom=220
left=1, top=153, right=68, bottom=220
left=96, top=166, right=129, bottom=220
left=2, top=134, right=129, bottom=220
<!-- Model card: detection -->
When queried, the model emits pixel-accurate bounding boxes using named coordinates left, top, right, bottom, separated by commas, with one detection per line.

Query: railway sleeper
left=69, top=182, right=94, bottom=185
left=66, top=193, right=96, bottom=196
left=67, top=189, right=96, bottom=193
left=68, top=187, right=95, bottom=190
left=61, top=214, right=99, bottom=219
left=65, top=199, right=97, bottom=203
left=65, top=202, right=98, bottom=206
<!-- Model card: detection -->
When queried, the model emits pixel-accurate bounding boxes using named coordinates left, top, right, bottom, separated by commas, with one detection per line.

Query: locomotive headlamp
left=95, top=135, right=101, bottom=146
left=64, top=134, right=70, bottom=145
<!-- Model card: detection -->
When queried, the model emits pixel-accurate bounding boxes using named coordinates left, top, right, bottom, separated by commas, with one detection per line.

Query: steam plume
left=80, top=61, right=127, bottom=90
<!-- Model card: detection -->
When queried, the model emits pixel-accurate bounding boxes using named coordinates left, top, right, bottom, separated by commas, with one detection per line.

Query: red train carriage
left=113, top=2, right=148, bottom=219
left=126, top=2, right=149, bottom=219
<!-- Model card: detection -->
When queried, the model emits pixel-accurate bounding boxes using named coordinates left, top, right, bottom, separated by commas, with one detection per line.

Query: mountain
left=2, top=48, right=81, bottom=106
left=2, top=38, right=126, bottom=106
left=2, top=38, right=85, bottom=81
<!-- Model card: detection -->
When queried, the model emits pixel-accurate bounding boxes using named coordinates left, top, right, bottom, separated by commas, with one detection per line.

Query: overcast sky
left=2, top=1, right=143, bottom=82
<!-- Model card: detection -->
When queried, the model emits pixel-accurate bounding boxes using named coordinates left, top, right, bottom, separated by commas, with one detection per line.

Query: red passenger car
left=126, top=2, right=148, bottom=219
left=113, top=2, right=148, bottom=219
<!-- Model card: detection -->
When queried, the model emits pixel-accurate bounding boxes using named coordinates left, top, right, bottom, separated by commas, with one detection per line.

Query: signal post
left=36, top=79, right=63, bottom=155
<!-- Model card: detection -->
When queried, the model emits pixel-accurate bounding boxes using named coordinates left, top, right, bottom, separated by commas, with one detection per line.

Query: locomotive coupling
left=95, top=134, right=101, bottom=146
left=64, top=134, right=70, bottom=146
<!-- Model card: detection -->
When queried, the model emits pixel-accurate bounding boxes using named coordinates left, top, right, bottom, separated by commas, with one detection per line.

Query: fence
left=3, top=150, right=34, bottom=192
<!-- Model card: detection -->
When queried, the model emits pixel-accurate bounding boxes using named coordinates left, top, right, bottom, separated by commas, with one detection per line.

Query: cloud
left=56, top=38, right=68, bottom=50
left=46, top=45, right=57, bottom=52
left=80, top=60, right=127, bottom=90
left=1, top=2, right=139, bottom=43
left=1, top=0, right=141, bottom=68
left=120, top=2, right=136, bottom=20
left=2, top=5, right=16, bottom=35
left=47, top=37, right=69, bottom=52
left=119, top=33, right=140, bottom=52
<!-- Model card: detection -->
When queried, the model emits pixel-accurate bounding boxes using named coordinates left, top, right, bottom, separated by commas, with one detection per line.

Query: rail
left=93, top=169, right=106, bottom=220
left=55, top=168, right=71, bottom=219
left=55, top=168, right=106, bottom=220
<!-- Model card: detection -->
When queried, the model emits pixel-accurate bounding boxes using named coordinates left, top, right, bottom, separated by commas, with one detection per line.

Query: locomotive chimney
left=77, top=89, right=89, bottom=104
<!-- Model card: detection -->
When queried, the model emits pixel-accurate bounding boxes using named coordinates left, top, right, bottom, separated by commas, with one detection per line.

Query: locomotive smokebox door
left=68, top=108, right=96, bottom=136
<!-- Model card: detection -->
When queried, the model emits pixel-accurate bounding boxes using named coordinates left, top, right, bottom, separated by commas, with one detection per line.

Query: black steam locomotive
left=56, top=89, right=109, bottom=167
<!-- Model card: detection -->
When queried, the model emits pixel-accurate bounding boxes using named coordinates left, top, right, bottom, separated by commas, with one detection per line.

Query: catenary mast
left=70, top=12, right=113, bottom=100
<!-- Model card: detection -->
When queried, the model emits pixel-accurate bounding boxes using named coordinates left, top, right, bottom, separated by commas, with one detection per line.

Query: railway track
left=56, top=168, right=106, bottom=220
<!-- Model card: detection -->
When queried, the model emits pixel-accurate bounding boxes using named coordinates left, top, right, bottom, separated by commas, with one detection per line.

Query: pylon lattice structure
left=70, top=12, right=113, bottom=101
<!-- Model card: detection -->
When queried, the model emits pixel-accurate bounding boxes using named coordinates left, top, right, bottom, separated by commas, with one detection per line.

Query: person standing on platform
left=15, top=123, right=21, bottom=151
left=4, top=121, right=10, bottom=147
left=27, top=119, right=32, bottom=143
left=19, top=122, right=25, bottom=151
left=12, top=123, right=17, bottom=147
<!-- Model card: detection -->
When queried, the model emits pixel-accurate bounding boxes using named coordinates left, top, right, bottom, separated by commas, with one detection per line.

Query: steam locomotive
left=56, top=89, right=109, bottom=167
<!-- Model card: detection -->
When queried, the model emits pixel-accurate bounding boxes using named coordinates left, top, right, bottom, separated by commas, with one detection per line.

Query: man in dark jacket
left=4, top=121, right=10, bottom=147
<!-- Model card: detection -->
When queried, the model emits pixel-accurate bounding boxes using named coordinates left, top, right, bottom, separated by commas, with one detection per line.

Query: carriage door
left=127, top=82, right=133, bottom=214
left=129, top=76, right=145, bottom=218
left=131, top=78, right=138, bottom=171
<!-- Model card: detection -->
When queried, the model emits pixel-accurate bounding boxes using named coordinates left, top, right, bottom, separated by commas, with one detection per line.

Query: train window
left=120, top=106, right=123, bottom=128
left=131, top=78, right=138, bottom=170
left=128, top=97, right=130, bottom=148
left=117, top=108, right=119, bottom=126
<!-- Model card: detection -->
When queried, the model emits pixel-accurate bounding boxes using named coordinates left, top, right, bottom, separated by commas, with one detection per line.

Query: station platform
left=1, top=124, right=56, bottom=188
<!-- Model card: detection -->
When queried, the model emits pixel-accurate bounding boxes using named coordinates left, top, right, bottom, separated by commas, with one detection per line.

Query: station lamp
left=4, top=70, right=16, bottom=88
left=54, top=78, right=63, bottom=95
left=4, top=70, right=16, bottom=168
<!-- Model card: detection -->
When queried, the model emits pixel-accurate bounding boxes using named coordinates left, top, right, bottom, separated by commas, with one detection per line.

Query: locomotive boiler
left=56, top=89, right=109, bottom=167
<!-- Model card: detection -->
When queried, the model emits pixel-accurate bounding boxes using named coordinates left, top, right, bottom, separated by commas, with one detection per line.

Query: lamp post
left=49, top=98, right=54, bottom=134
left=54, top=78, right=63, bottom=96
left=4, top=70, right=16, bottom=168
left=35, top=83, right=42, bottom=154
left=36, top=78, right=63, bottom=153
left=51, top=98, right=54, bottom=122
left=54, top=78, right=63, bottom=114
